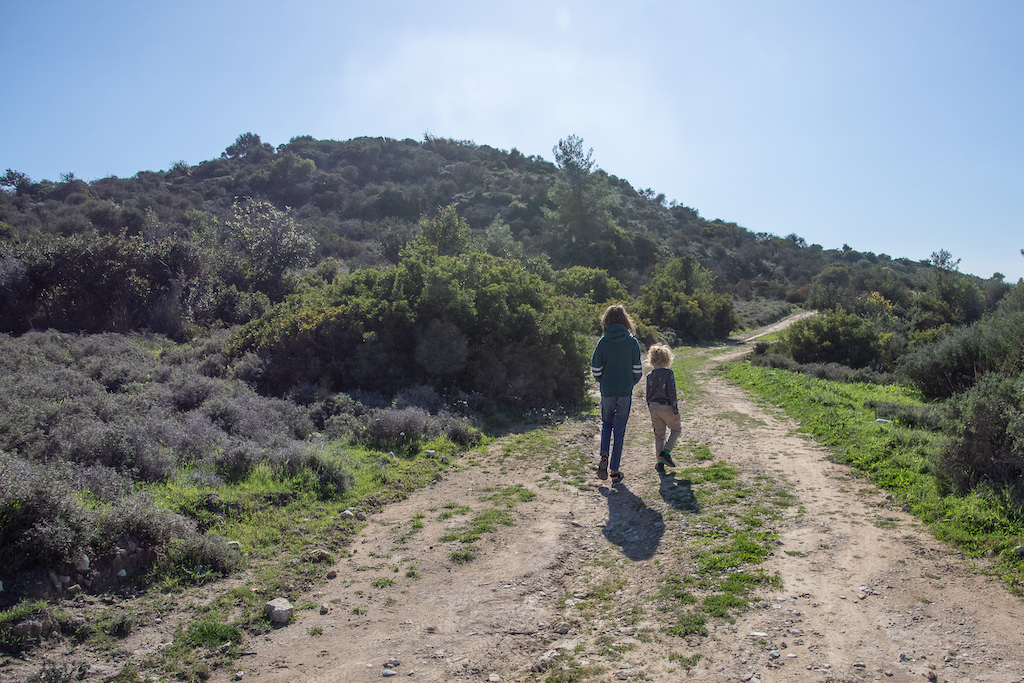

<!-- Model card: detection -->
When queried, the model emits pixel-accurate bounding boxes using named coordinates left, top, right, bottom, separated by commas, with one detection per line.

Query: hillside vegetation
left=2, top=132, right=1023, bottom=667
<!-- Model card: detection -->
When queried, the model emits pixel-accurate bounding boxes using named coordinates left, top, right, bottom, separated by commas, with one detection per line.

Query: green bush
left=941, top=373, right=1024, bottom=507
left=898, top=312, right=1024, bottom=399
left=634, top=256, right=736, bottom=341
left=777, top=308, right=882, bottom=369
left=230, top=251, right=591, bottom=408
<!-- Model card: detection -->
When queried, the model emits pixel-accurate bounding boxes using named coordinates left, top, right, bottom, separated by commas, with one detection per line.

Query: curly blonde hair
left=647, top=344, right=673, bottom=368
left=600, top=304, right=635, bottom=334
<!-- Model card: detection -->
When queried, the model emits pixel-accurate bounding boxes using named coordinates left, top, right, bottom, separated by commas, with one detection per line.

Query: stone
left=227, top=541, right=242, bottom=551
left=265, top=597, right=294, bottom=624
left=310, top=548, right=332, bottom=562
left=234, top=671, right=244, bottom=680
left=1013, top=545, right=1024, bottom=556
left=117, top=569, right=127, bottom=578
left=320, top=604, right=330, bottom=614
left=385, top=657, right=401, bottom=668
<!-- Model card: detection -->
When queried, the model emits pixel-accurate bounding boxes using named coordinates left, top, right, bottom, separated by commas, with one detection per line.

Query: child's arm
left=669, top=371, right=679, bottom=412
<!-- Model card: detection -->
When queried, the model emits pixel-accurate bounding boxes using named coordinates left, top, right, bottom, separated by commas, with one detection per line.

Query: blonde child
left=645, top=344, right=680, bottom=475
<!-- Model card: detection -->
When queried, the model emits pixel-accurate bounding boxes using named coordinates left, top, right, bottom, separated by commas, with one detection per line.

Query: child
left=591, top=304, right=643, bottom=485
left=645, top=344, right=680, bottom=475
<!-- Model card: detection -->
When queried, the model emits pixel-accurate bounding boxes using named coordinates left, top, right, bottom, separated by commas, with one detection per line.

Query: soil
left=6, top=313, right=1024, bottom=683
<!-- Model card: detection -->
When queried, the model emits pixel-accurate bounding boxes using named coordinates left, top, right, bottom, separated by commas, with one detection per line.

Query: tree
left=635, top=256, right=735, bottom=340
left=1, top=169, right=32, bottom=194
left=543, top=135, right=618, bottom=264
left=223, top=132, right=273, bottom=159
left=412, top=204, right=471, bottom=256
left=225, top=198, right=315, bottom=297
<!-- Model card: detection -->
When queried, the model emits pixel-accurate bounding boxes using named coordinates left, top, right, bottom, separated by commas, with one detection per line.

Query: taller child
left=591, top=304, right=643, bottom=485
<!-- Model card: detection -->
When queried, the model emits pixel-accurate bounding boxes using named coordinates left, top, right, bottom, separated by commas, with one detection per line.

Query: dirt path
left=223, top=323, right=1024, bottom=683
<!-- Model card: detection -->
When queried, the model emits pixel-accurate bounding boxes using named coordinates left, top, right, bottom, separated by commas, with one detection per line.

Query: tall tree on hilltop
left=543, top=135, right=617, bottom=266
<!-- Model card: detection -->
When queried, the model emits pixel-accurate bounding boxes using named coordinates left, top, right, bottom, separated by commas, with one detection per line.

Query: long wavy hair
left=600, top=304, right=635, bottom=335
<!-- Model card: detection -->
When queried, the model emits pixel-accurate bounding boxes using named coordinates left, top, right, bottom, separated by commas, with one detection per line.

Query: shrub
left=393, top=384, right=443, bottom=413
left=0, top=456, right=95, bottom=574
left=356, top=407, right=430, bottom=453
left=229, top=251, right=591, bottom=408
left=151, top=533, right=241, bottom=584
left=940, top=373, right=1024, bottom=508
left=635, top=256, right=736, bottom=341
left=778, top=309, right=882, bottom=369
left=867, top=400, right=945, bottom=431
left=96, top=492, right=193, bottom=550
left=898, top=312, right=1024, bottom=399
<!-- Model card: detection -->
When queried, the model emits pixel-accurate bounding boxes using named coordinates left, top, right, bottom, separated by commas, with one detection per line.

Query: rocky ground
left=5, top=318, right=1024, bottom=682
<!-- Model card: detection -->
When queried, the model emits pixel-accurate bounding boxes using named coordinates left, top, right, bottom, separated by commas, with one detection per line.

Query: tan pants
left=648, top=403, right=681, bottom=455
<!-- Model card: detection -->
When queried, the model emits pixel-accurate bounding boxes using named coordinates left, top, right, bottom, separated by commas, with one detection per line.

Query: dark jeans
left=600, top=395, right=632, bottom=472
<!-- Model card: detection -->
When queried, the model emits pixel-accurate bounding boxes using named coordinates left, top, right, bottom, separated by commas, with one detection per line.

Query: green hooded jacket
left=590, top=323, right=642, bottom=398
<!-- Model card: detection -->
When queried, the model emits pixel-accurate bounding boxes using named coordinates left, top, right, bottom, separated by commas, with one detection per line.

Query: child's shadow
left=599, top=483, right=664, bottom=561
left=658, top=472, right=700, bottom=513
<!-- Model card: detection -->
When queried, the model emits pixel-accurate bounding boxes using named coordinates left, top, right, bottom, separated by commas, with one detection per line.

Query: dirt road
left=227, top=328, right=1024, bottom=683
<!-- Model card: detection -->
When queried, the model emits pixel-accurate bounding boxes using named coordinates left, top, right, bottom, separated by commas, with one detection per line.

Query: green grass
left=725, top=361, right=1024, bottom=593
left=665, top=612, right=707, bottom=637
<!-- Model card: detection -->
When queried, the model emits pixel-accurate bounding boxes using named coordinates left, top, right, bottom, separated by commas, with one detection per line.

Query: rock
left=382, top=670, right=398, bottom=678
left=310, top=548, right=332, bottom=562
left=488, top=675, right=501, bottom=682
left=117, top=569, right=127, bottom=578
left=320, top=604, right=330, bottom=614
left=326, top=570, right=338, bottom=579
left=227, top=541, right=242, bottom=551
left=342, top=509, right=356, bottom=519
left=11, top=620, right=43, bottom=638
left=67, top=584, right=82, bottom=597
left=768, top=650, right=781, bottom=659
left=49, top=571, right=63, bottom=591
left=424, top=449, right=436, bottom=457
left=1013, top=545, right=1024, bottom=556
left=234, top=671, right=244, bottom=680
left=265, top=598, right=294, bottom=624
left=553, top=622, right=571, bottom=634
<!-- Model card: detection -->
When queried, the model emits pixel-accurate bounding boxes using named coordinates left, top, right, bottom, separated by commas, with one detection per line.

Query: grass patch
left=450, top=549, right=474, bottom=564
left=725, top=361, right=1024, bottom=592
left=665, top=612, right=707, bottom=637
left=668, top=652, right=701, bottom=669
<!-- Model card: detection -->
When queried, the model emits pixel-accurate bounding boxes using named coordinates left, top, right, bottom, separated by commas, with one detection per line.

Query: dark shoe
left=610, top=471, right=624, bottom=485
left=657, top=450, right=676, bottom=468
left=597, top=455, right=609, bottom=480
left=655, top=462, right=666, bottom=475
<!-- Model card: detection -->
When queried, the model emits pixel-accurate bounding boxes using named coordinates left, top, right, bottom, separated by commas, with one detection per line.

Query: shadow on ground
left=658, top=473, right=700, bottom=513
left=600, top=483, right=664, bottom=561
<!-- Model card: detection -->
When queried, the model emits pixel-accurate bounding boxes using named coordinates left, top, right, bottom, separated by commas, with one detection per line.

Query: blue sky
left=3, top=1, right=1022, bottom=280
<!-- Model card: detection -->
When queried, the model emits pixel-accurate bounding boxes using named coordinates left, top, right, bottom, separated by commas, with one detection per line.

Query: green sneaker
left=657, top=450, right=676, bottom=468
